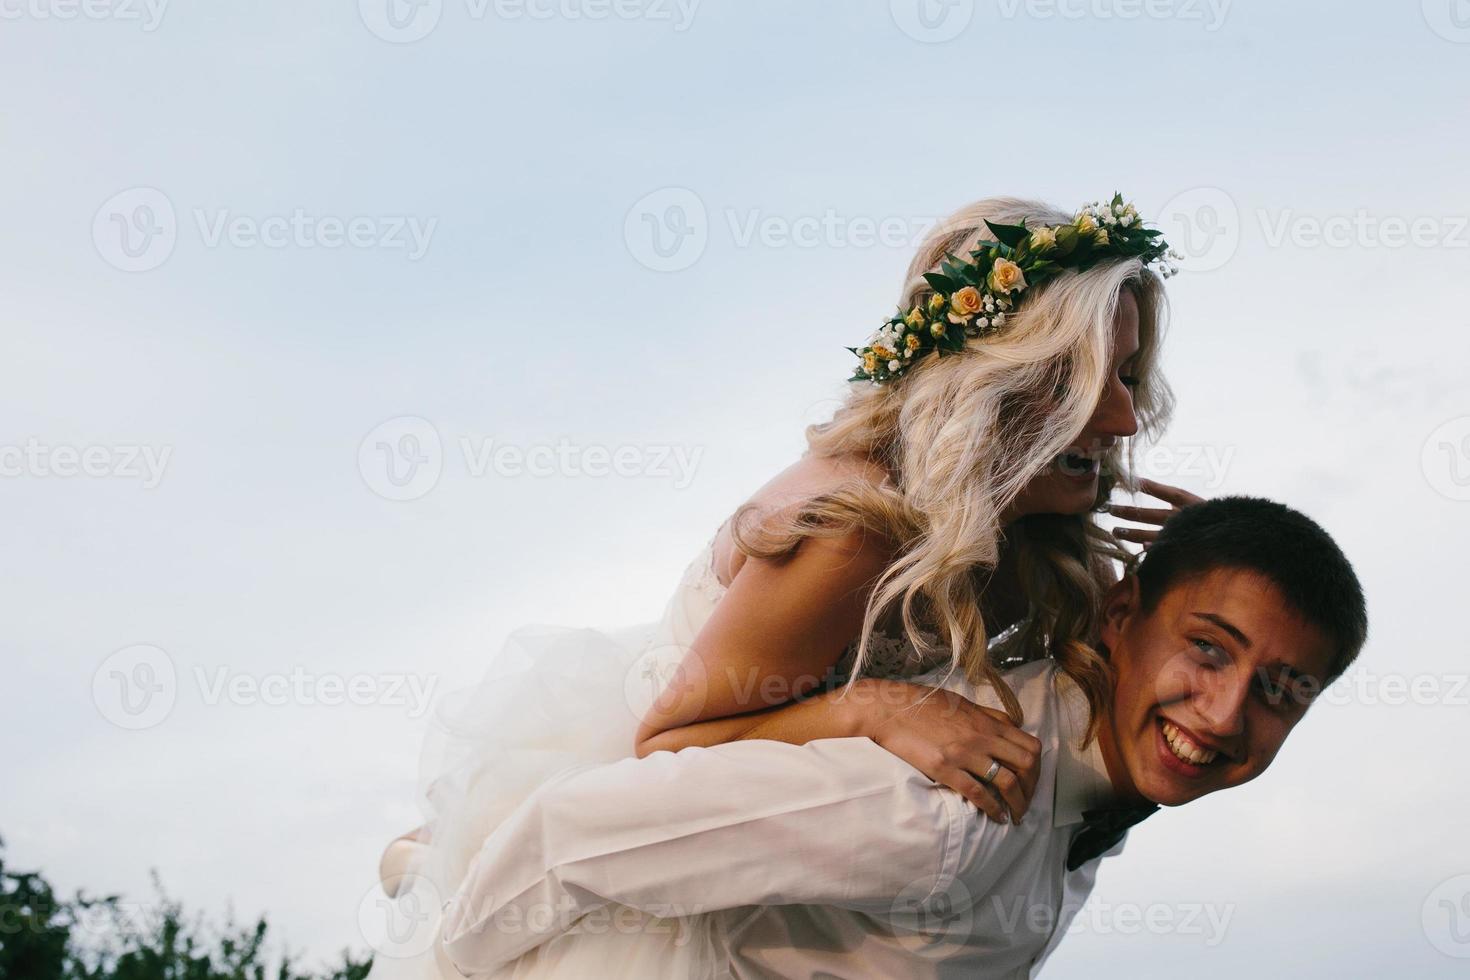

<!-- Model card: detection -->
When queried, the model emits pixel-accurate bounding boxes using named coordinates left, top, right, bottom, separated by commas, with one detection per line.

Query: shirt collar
left=1051, top=670, right=1120, bottom=827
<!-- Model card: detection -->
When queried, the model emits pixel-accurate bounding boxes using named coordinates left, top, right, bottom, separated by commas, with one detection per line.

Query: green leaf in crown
left=848, top=194, right=1182, bottom=384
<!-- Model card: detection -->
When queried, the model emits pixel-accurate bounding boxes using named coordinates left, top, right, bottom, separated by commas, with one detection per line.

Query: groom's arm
left=439, top=736, right=977, bottom=974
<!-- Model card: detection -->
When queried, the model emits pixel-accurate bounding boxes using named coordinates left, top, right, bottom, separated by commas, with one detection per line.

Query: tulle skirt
left=364, top=609, right=729, bottom=979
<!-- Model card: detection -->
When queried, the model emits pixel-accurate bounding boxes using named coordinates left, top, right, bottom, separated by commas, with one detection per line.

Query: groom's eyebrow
left=1189, top=612, right=1252, bottom=649
left=1191, top=612, right=1316, bottom=685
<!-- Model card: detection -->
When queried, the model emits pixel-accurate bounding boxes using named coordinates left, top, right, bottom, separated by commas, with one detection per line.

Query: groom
left=438, top=495, right=1367, bottom=978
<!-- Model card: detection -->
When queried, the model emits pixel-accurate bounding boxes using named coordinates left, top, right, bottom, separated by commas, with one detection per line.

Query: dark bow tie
left=1065, top=803, right=1159, bottom=871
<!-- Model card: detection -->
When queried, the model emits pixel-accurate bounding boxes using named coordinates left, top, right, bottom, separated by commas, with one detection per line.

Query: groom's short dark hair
left=1131, top=496, right=1367, bottom=683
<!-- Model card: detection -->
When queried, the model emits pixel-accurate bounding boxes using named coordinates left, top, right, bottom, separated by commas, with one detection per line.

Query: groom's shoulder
left=915, top=657, right=1065, bottom=732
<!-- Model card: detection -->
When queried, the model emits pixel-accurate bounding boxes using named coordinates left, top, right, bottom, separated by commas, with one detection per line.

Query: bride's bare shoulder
left=753, top=451, right=892, bottom=503
left=711, top=452, right=894, bottom=588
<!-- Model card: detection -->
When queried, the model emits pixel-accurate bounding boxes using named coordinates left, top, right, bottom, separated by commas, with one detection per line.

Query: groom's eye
left=1255, top=672, right=1300, bottom=710
left=1190, top=637, right=1226, bottom=667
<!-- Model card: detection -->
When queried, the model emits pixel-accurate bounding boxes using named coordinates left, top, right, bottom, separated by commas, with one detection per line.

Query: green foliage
left=0, top=838, right=372, bottom=980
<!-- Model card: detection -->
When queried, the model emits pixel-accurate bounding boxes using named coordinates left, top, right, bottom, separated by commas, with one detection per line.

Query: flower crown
left=848, top=194, right=1181, bottom=384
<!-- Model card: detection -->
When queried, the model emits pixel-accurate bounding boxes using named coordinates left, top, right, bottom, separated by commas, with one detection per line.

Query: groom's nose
left=1193, top=663, right=1249, bottom=742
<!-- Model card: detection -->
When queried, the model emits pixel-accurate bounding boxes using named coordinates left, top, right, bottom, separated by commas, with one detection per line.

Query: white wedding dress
left=363, top=525, right=975, bottom=979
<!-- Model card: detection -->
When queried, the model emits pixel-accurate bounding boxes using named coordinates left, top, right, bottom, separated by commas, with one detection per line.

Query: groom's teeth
left=1161, top=719, right=1219, bottom=766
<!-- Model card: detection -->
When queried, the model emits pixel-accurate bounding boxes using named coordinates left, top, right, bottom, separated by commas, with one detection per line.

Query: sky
left=2, top=0, right=1469, bottom=975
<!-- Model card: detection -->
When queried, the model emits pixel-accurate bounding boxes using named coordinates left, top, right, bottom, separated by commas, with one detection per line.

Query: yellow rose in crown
left=949, top=286, right=983, bottom=316
left=987, top=258, right=1027, bottom=295
left=1076, top=213, right=1099, bottom=234
left=1029, top=227, right=1058, bottom=251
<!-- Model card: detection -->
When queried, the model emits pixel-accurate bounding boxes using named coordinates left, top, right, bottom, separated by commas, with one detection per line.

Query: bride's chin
left=1042, top=485, right=1102, bottom=517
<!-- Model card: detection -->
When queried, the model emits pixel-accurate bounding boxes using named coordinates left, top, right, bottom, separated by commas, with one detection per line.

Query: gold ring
left=980, top=760, right=1002, bottom=784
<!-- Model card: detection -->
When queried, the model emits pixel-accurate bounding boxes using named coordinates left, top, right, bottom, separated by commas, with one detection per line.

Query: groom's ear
left=1099, top=575, right=1140, bottom=653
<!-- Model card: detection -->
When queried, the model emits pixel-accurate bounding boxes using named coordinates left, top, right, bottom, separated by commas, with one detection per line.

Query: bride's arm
left=633, top=525, right=892, bottom=749
left=634, top=528, right=1041, bottom=823
left=439, top=735, right=1016, bottom=976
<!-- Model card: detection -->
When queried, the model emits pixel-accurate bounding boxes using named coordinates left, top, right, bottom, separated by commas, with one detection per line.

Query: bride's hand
left=1108, top=477, right=1206, bottom=551
left=858, top=680, right=1042, bottom=825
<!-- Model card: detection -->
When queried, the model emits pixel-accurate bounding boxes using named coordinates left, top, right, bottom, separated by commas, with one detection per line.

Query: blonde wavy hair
left=729, top=196, right=1176, bottom=740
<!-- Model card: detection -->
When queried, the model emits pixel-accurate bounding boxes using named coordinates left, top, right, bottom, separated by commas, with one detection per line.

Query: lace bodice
left=681, top=531, right=954, bottom=682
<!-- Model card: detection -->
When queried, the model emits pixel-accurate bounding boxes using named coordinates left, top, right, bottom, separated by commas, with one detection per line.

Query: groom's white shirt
left=440, top=658, right=1132, bottom=979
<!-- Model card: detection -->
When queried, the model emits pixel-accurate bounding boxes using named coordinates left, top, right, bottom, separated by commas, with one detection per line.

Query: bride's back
left=709, top=450, right=895, bottom=593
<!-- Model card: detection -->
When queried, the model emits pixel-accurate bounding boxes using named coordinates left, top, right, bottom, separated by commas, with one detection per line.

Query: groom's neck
left=1094, top=704, right=1148, bottom=806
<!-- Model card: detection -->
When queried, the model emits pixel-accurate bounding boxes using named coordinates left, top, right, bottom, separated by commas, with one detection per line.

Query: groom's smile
left=1097, top=567, right=1337, bottom=807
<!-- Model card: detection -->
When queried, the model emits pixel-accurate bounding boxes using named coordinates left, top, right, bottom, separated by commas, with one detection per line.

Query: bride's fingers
left=1107, top=503, right=1175, bottom=525
left=973, top=706, right=1045, bottom=756
left=975, top=762, right=1029, bottom=822
left=1138, top=478, right=1206, bottom=508
left=1112, top=526, right=1159, bottom=543
left=970, top=735, right=1040, bottom=799
left=945, top=768, right=1010, bottom=824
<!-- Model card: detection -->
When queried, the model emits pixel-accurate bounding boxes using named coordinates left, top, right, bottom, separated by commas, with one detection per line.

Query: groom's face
left=1098, top=567, right=1336, bottom=807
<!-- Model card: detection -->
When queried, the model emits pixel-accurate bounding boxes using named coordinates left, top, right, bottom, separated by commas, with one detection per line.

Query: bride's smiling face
left=1003, top=288, right=1142, bottom=523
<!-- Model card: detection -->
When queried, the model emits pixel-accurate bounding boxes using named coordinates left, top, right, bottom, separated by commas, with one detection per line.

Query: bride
left=364, top=193, right=1200, bottom=977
